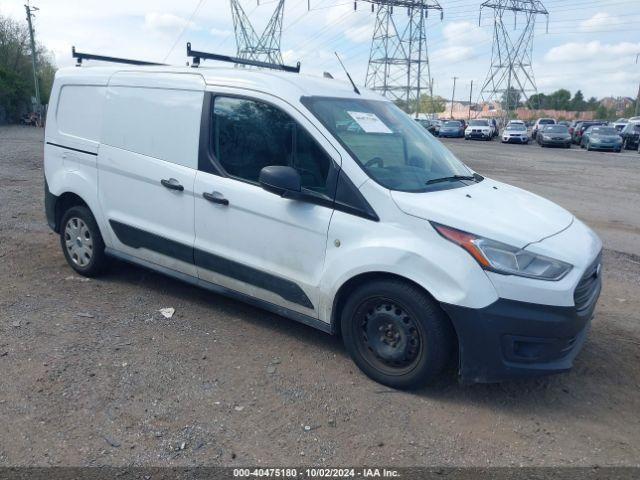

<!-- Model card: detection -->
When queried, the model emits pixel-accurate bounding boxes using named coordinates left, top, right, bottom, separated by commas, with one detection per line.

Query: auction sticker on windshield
left=347, top=111, right=393, bottom=134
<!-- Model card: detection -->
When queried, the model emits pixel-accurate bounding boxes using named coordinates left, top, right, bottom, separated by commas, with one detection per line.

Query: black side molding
left=109, top=220, right=314, bottom=310
left=46, top=142, right=98, bottom=156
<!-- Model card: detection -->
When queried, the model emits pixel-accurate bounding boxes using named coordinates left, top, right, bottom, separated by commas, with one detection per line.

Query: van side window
left=212, top=96, right=331, bottom=194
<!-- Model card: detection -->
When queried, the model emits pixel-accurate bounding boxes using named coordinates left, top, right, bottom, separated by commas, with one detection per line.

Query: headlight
left=542, top=135, right=551, bottom=140
left=432, top=223, right=572, bottom=281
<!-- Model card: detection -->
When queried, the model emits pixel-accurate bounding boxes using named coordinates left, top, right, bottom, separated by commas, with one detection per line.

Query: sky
left=1, top=0, right=639, bottom=103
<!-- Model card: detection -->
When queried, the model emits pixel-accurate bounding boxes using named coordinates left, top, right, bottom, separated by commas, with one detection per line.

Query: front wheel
left=60, top=206, right=107, bottom=277
left=622, top=139, right=628, bottom=150
left=341, top=280, right=454, bottom=389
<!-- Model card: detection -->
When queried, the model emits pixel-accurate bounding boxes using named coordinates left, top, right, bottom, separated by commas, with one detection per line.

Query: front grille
left=574, top=252, right=602, bottom=315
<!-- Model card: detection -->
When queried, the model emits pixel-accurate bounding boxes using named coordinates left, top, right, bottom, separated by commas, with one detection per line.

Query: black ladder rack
left=186, top=42, right=300, bottom=73
left=72, top=46, right=166, bottom=67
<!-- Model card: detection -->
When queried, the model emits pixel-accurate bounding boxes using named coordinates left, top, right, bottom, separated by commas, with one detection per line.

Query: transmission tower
left=478, top=0, right=548, bottom=121
left=358, top=1, right=442, bottom=115
left=230, top=0, right=285, bottom=65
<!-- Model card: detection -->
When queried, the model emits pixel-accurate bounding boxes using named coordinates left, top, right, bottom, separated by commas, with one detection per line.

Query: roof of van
left=54, top=65, right=384, bottom=104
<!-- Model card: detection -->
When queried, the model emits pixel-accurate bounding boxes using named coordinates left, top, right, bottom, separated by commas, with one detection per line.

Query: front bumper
left=466, top=131, right=491, bottom=140
left=502, top=136, right=528, bottom=143
left=540, top=138, right=571, bottom=147
left=441, top=254, right=602, bottom=384
left=590, top=142, right=621, bottom=151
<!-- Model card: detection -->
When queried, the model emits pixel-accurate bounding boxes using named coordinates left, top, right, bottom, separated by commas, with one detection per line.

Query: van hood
left=390, top=178, right=574, bottom=248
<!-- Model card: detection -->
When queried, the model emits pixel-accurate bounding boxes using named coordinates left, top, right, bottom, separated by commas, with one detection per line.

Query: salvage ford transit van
left=44, top=64, right=602, bottom=389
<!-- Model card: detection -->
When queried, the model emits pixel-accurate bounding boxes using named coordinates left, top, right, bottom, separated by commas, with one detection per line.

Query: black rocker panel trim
left=109, top=220, right=314, bottom=309
left=110, top=220, right=193, bottom=264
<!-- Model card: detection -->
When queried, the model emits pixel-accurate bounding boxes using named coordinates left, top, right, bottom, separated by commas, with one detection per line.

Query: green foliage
left=0, top=14, right=56, bottom=122
left=500, top=86, right=521, bottom=110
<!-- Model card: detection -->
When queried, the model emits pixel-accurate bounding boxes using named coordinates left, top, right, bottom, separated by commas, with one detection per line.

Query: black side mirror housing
left=259, top=165, right=301, bottom=196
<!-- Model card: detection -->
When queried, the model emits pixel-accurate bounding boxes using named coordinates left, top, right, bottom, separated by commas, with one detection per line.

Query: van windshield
left=301, top=97, right=474, bottom=192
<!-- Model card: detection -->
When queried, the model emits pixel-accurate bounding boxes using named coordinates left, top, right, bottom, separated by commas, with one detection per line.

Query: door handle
left=203, top=192, right=229, bottom=206
left=161, top=178, right=184, bottom=191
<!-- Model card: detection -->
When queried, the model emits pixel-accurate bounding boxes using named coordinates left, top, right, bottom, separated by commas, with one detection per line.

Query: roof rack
left=72, top=46, right=166, bottom=67
left=186, top=42, right=300, bottom=73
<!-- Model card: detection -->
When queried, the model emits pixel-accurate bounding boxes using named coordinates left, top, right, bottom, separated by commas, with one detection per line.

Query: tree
left=418, top=94, right=446, bottom=114
left=0, top=14, right=56, bottom=122
left=570, top=90, right=586, bottom=111
left=547, top=89, right=571, bottom=110
left=500, top=86, right=521, bottom=111
left=527, top=93, right=546, bottom=110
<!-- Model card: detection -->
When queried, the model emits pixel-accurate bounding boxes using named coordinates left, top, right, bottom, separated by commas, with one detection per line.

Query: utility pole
left=468, top=80, right=474, bottom=120
left=635, top=53, right=639, bottom=117
left=25, top=3, right=41, bottom=109
left=450, top=76, right=458, bottom=119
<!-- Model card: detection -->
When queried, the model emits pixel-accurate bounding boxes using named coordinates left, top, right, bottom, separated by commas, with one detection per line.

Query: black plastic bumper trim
left=441, top=293, right=600, bottom=384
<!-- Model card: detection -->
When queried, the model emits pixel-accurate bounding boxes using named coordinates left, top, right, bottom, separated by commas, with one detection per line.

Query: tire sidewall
left=60, top=206, right=106, bottom=277
left=341, top=280, right=453, bottom=389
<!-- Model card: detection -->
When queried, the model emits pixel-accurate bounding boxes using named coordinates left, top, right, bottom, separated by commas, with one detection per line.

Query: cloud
left=580, top=12, right=612, bottom=31
left=432, top=46, right=475, bottom=63
left=442, top=21, right=486, bottom=45
left=210, top=27, right=232, bottom=37
left=544, top=41, right=640, bottom=63
left=144, top=12, right=199, bottom=32
left=345, top=24, right=371, bottom=43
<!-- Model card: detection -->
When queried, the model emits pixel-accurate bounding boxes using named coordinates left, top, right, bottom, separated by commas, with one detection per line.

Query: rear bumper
left=441, top=271, right=601, bottom=384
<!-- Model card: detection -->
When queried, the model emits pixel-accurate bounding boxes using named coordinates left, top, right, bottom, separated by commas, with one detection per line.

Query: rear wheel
left=60, top=206, right=107, bottom=277
left=341, top=279, right=454, bottom=389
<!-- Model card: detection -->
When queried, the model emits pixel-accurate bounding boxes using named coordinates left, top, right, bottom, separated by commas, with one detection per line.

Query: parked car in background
left=537, top=125, right=572, bottom=148
left=620, top=122, right=640, bottom=150
left=438, top=120, right=465, bottom=138
left=532, top=118, right=556, bottom=140
left=581, top=125, right=622, bottom=152
left=557, top=120, right=570, bottom=127
left=613, top=118, right=628, bottom=132
left=501, top=122, right=529, bottom=144
left=465, top=119, right=493, bottom=140
left=628, top=116, right=640, bottom=123
left=432, top=119, right=442, bottom=135
left=568, top=120, right=580, bottom=136
left=573, top=120, right=607, bottom=145
left=415, top=118, right=438, bottom=135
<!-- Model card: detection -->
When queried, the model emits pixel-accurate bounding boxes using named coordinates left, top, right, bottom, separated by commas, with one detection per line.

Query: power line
left=163, top=0, right=207, bottom=62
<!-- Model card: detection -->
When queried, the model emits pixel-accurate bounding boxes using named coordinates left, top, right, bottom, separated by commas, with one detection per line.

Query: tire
left=341, top=279, right=454, bottom=389
left=622, top=139, right=628, bottom=150
left=60, top=205, right=107, bottom=277
left=586, top=142, right=592, bottom=151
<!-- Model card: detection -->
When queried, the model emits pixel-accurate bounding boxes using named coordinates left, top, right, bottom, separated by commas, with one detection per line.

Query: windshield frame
left=300, top=95, right=476, bottom=193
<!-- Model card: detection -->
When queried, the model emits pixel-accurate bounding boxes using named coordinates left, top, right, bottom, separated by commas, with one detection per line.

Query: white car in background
left=502, top=122, right=530, bottom=144
left=465, top=119, right=494, bottom=140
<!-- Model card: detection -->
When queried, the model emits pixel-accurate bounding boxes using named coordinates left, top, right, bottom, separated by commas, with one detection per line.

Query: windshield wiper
left=426, top=174, right=478, bottom=185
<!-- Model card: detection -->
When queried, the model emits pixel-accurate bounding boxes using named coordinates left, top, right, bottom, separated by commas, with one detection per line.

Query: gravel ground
left=0, top=126, right=639, bottom=467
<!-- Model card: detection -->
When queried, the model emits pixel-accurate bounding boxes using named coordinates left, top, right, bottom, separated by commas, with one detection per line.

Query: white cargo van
left=44, top=59, right=602, bottom=389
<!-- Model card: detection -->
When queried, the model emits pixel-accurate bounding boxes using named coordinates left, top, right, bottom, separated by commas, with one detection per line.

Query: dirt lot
left=1, top=126, right=639, bottom=467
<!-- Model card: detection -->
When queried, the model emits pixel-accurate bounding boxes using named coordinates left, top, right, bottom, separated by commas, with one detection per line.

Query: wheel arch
left=53, top=191, right=90, bottom=233
left=330, top=271, right=456, bottom=337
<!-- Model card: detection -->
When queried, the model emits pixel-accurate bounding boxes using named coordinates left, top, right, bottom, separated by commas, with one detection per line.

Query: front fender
left=318, top=210, right=499, bottom=324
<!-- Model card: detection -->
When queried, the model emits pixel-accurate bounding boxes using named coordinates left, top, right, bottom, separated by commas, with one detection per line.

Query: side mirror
left=259, top=165, right=301, bottom=196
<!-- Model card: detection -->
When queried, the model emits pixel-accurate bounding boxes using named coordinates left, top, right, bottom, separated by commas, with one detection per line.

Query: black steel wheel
left=341, top=279, right=454, bottom=389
